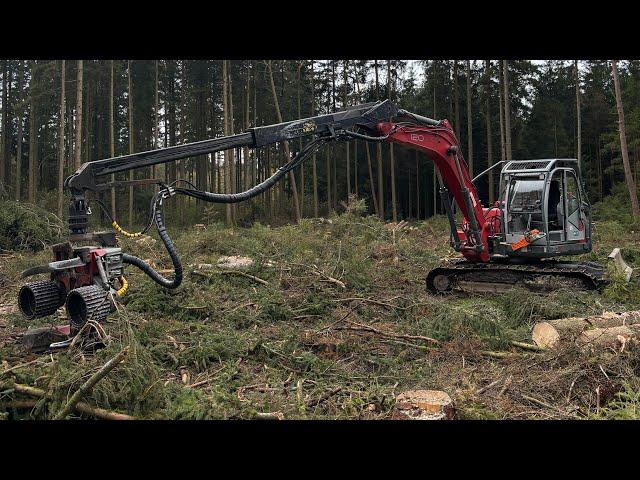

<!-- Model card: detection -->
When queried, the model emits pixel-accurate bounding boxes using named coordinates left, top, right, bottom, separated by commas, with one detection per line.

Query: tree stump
left=216, top=256, right=254, bottom=270
left=393, top=390, right=456, bottom=420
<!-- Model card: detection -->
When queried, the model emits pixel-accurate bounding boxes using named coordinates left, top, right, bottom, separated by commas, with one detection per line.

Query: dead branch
left=497, top=375, right=513, bottom=398
left=255, top=411, right=285, bottom=420
left=476, top=379, right=502, bottom=395
left=521, top=394, right=556, bottom=410
left=1, top=359, right=42, bottom=377
left=335, top=320, right=439, bottom=345
left=509, top=340, right=545, bottom=352
left=480, top=350, right=518, bottom=359
left=7, top=382, right=134, bottom=420
left=219, top=270, right=269, bottom=285
left=0, top=399, right=38, bottom=409
left=53, top=346, right=130, bottom=420
left=305, top=387, right=342, bottom=408
left=74, top=402, right=135, bottom=420
left=331, top=297, right=406, bottom=310
left=288, top=262, right=346, bottom=289
left=191, top=269, right=269, bottom=286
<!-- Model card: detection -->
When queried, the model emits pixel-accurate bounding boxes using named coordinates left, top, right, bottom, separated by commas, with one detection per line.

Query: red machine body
left=377, top=121, right=502, bottom=262
left=54, top=247, right=108, bottom=293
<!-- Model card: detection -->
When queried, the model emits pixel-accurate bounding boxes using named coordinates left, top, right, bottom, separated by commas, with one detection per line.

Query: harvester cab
left=493, top=159, right=592, bottom=259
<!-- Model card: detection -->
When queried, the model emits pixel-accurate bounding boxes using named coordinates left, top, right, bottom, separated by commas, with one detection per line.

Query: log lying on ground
left=576, top=324, right=640, bottom=351
left=392, top=390, right=456, bottom=420
left=532, top=311, right=640, bottom=349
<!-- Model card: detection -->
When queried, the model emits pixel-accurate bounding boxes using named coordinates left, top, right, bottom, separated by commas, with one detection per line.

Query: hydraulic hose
left=119, top=138, right=328, bottom=290
left=122, top=196, right=183, bottom=289
left=174, top=138, right=325, bottom=204
left=343, top=130, right=391, bottom=142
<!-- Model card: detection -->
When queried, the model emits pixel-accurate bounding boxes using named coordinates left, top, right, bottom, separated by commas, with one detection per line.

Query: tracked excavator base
left=426, top=259, right=608, bottom=294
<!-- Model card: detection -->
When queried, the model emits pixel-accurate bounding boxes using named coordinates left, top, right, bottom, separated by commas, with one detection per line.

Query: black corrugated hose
left=122, top=137, right=327, bottom=289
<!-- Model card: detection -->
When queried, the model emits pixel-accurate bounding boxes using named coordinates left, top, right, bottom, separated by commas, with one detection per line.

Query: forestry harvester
left=17, top=100, right=606, bottom=347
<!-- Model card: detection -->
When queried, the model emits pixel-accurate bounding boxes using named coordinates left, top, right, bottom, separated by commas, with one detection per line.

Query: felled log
left=576, top=325, right=640, bottom=351
left=532, top=311, right=640, bottom=349
left=393, top=390, right=456, bottom=420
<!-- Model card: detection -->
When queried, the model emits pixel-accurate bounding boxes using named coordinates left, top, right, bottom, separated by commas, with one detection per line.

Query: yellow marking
left=112, top=221, right=143, bottom=238
left=116, top=276, right=129, bottom=297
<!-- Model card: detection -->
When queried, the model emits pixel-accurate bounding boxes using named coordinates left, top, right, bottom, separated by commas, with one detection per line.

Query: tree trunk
left=0, top=61, right=7, bottom=191
left=109, top=60, right=116, bottom=219
left=331, top=61, right=337, bottom=209
left=485, top=60, right=494, bottom=203
left=344, top=60, right=350, bottom=197
left=432, top=63, right=438, bottom=216
left=465, top=60, right=473, bottom=177
left=153, top=60, right=159, bottom=179
left=611, top=60, right=640, bottom=218
left=354, top=139, right=358, bottom=197
left=14, top=62, right=24, bottom=201
left=127, top=61, right=134, bottom=226
left=388, top=60, right=397, bottom=222
left=57, top=60, right=66, bottom=218
left=498, top=60, right=506, bottom=163
left=266, top=60, right=301, bottom=223
left=74, top=60, right=83, bottom=170
left=415, top=150, right=420, bottom=219
left=297, top=61, right=304, bottom=216
left=229, top=62, right=236, bottom=219
left=374, top=60, right=384, bottom=220
left=244, top=60, right=251, bottom=193
left=28, top=61, right=37, bottom=203
left=502, top=60, right=512, bottom=161
left=365, top=142, right=379, bottom=216
left=311, top=60, right=318, bottom=218
left=326, top=144, right=332, bottom=213
left=223, top=60, right=233, bottom=226
left=84, top=64, right=91, bottom=167
left=353, top=66, right=376, bottom=215
left=453, top=61, right=460, bottom=140
left=575, top=60, right=581, bottom=168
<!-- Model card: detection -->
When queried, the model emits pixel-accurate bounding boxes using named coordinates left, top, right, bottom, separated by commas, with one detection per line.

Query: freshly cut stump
left=531, top=322, right=561, bottom=349
left=393, top=390, right=455, bottom=420
left=216, top=256, right=254, bottom=270
left=532, top=311, right=640, bottom=349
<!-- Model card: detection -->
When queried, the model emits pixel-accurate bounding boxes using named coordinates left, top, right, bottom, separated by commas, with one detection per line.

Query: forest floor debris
left=2, top=200, right=640, bottom=419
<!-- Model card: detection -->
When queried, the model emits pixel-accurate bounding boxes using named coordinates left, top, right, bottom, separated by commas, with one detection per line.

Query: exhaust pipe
left=66, top=285, right=115, bottom=330
left=18, top=280, right=65, bottom=319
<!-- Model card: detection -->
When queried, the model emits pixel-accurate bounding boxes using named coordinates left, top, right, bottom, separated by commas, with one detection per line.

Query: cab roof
left=502, top=159, right=578, bottom=174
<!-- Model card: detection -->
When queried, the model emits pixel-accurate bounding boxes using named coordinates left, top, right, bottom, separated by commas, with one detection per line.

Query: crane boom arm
left=64, top=101, right=397, bottom=194
left=376, top=120, right=490, bottom=261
